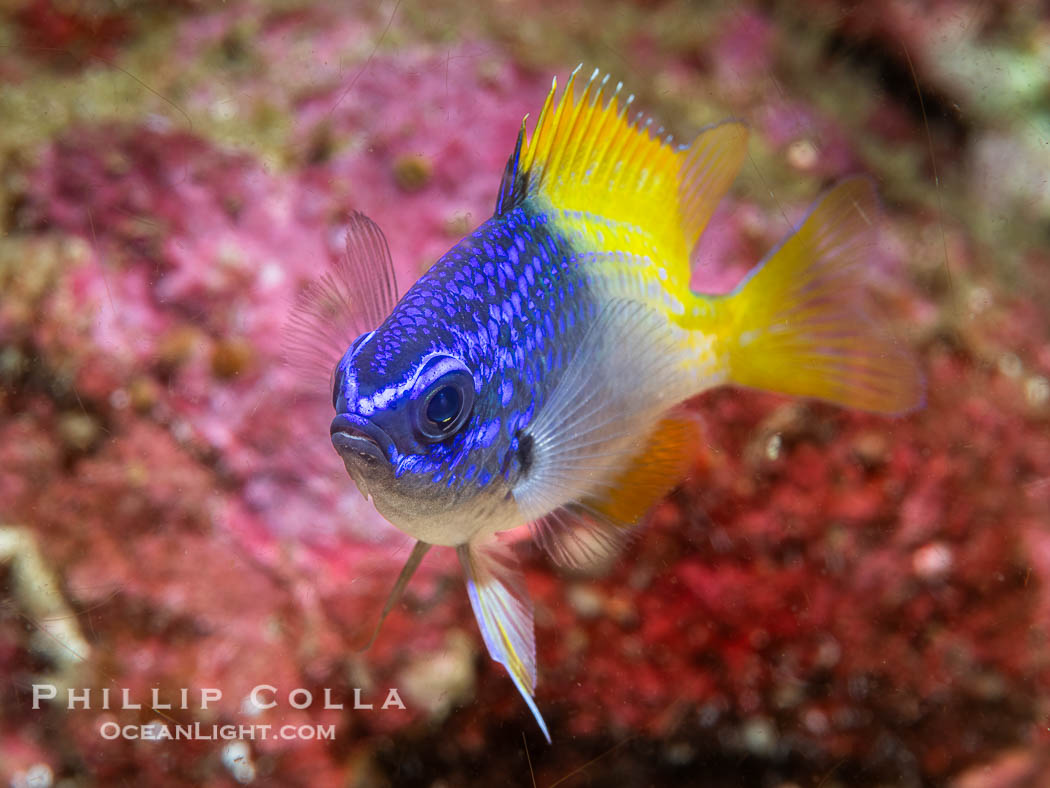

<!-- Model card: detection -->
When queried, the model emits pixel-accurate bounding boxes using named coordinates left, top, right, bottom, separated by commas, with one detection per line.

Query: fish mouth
left=330, top=413, right=393, bottom=467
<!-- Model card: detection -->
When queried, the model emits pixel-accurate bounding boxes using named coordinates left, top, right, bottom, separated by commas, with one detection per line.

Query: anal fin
left=585, top=409, right=702, bottom=525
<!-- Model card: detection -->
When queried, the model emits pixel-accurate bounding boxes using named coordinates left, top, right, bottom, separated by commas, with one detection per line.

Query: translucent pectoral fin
left=338, top=211, right=400, bottom=333
left=282, top=211, right=399, bottom=386
left=457, top=539, right=550, bottom=742
left=530, top=503, right=630, bottom=570
left=531, top=409, right=703, bottom=569
left=514, top=299, right=693, bottom=524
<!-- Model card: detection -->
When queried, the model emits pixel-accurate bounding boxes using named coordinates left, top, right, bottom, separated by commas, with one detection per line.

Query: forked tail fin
left=718, top=178, right=924, bottom=414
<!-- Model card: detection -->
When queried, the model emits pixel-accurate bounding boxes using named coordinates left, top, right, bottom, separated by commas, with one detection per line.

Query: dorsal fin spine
left=604, top=97, right=638, bottom=191
left=544, top=66, right=582, bottom=188
left=545, top=67, right=579, bottom=167
left=522, top=76, right=558, bottom=175
left=593, top=72, right=610, bottom=105
left=617, top=116, right=651, bottom=191
left=587, top=82, right=624, bottom=188
left=602, top=95, right=638, bottom=191
left=561, top=70, right=605, bottom=186
left=494, top=118, right=527, bottom=215
left=582, top=78, right=615, bottom=187
left=507, top=67, right=749, bottom=292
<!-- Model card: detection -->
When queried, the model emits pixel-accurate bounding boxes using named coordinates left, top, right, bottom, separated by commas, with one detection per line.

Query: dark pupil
left=426, top=386, right=461, bottom=426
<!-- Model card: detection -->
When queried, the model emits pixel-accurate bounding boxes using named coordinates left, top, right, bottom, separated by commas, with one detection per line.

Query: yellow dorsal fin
left=502, top=67, right=749, bottom=296
left=519, top=67, right=683, bottom=256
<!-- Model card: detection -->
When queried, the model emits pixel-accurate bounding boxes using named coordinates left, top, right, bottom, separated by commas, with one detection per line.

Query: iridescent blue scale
left=346, top=204, right=593, bottom=491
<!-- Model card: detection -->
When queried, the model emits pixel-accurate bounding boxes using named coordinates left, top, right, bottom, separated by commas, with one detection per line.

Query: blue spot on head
left=479, top=418, right=501, bottom=447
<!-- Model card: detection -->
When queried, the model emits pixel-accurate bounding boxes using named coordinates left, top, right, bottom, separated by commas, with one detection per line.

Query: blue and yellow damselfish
left=288, top=66, right=923, bottom=741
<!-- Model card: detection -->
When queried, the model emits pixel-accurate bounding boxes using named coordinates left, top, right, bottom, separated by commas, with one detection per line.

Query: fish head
left=329, top=322, right=513, bottom=544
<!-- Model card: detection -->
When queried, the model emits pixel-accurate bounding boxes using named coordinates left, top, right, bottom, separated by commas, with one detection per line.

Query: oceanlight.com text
left=99, top=721, right=337, bottom=741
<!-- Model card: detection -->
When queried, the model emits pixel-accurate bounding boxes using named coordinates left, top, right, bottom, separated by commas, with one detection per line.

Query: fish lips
left=330, top=413, right=394, bottom=468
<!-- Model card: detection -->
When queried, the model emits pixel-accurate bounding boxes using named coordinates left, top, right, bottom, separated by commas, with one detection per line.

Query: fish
left=285, top=66, right=924, bottom=742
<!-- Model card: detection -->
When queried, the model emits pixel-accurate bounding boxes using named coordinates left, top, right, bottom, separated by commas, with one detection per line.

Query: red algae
left=1, top=0, right=1048, bottom=785
left=12, top=0, right=133, bottom=68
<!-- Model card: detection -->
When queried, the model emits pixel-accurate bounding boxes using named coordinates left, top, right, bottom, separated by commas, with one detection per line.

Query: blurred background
left=1, top=0, right=1049, bottom=786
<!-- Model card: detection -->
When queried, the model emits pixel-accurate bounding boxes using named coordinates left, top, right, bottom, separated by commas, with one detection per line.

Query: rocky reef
left=1, top=1, right=1048, bottom=785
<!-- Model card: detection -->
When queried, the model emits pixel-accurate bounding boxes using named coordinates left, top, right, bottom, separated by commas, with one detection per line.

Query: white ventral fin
left=355, top=540, right=432, bottom=652
left=458, top=539, right=550, bottom=743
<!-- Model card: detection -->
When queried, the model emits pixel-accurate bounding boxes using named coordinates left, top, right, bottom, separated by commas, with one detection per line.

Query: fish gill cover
left=1, top=1, right=1049, bottom=786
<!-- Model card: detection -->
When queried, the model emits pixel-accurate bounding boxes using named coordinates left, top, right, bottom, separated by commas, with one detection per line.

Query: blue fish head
left=328, top=321, right=513, bottom=544
left=331, top=331, right=476, bottom=461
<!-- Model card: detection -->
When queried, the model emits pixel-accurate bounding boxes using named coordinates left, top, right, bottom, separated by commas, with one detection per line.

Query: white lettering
left=322, top=688, right=343, bottom=710
left=353, top=688, right=373, bottom=710
left=32, top=684, right=56, bottom=709
left=200, top=688, right=222, bottom=710
left=151, top=687, right=171, bottom=710
left=68, top=688, right=91, bottom=709
left=288, top=688, right=312, bottom=709
left=382, top=688, right=406, bottom=710
left=250, top=685, right=277, bottom=709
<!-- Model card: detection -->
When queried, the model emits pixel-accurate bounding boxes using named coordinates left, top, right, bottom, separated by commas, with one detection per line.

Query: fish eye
left=425, top=385, right=461, bottom=426
left=410, top=356, right=475, bottom=443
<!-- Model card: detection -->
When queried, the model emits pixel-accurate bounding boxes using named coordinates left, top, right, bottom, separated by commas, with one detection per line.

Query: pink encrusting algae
left=1, top=1, right=1049, bottom=786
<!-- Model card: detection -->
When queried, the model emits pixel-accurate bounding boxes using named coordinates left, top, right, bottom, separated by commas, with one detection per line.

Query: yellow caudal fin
left=718, top=178, right=924, bottom=414
left=497, top=66, right=749, bottom=296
